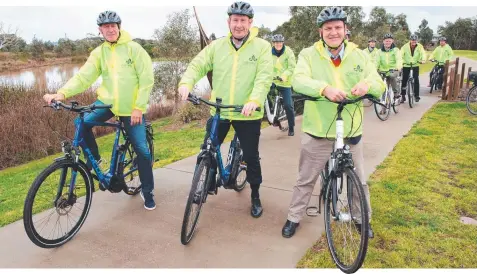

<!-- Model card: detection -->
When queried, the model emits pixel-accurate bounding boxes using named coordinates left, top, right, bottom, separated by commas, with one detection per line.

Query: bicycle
left=23, top=100, right=155, bottom=248
left=294, top=93, right=386, bottom=273
left=429, top=60, right=445, bottom=93
left=466, top=71, right=477, bottom=115
left=180, top=94, right=259, bottom=245
left=402, top=62, right=421, bottom=108
left=264, top=76, right=293, bottom=132
left=374, top=70, right=401, bottom=121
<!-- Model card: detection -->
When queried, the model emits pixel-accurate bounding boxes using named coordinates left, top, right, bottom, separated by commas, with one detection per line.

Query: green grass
left=0, top=115, right=269, bottom=227
left=454, top=50, right=477, bottom=61
left=298, top=102, right=477, bottom=268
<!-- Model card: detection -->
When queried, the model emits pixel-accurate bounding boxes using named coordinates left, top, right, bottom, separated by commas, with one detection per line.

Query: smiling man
left=178, top=2, right=273, bottom=218
left=282, top=6, right=385, bottom=239
left=43, top=10, right=156, bottom=210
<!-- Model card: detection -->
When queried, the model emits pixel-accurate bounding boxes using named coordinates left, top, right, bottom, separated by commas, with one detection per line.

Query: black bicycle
left=466, top=71, right=477, bottom=115
left=180, top=94, right=259, bottom=245
left=429, top=60, right=445, bottom=93
left=23, top=100, right=154, bottom=248
left=294, top=93, right=387, bottom=273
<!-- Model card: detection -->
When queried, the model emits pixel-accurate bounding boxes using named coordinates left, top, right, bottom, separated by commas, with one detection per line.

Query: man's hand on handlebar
left=43, top=93, right=65, bottom=105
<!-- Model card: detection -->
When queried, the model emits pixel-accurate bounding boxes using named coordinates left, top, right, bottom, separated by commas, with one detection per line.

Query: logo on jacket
left=249, top=55, right=257, bottom=62
left=354, top=65, right=363, bottom=73
left=126, top=58, right=133, bottom=66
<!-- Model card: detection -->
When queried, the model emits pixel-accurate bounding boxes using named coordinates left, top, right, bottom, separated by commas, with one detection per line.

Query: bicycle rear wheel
left=466, top=86, right=477, bottom=115
left=407, top=79, right=415, bottom=108
left=324, top=167, right=369, bottom=273
left=121, top=132, right=154, bottom=196
left=374, top=90, right=391, bottom=121
left=23, top=159, right=93, bottom=248
left=181, top=157, right=211, bottom=245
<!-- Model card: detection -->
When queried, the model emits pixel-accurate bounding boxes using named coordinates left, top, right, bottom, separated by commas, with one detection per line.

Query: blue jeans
left=75, top=100, right=154, bottom=194
left=271, top=84, right=295, bottom=129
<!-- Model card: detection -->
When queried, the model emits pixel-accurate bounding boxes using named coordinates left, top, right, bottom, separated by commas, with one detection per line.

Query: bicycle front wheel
left=374, top=90, right=391, bottom=121
left=407, top=80, right=415, bottom=108
left=466, top=86, right=477, bottom=115
left=181, top=157, right=211, bottom=245
left=324, top=167, right=369, bottom=273
left=23, top=159, right=93, bottom=248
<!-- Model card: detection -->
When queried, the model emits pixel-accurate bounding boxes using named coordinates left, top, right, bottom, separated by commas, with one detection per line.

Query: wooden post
left=443, top=60, right=449, bottom=99
left=460, top=63, right=466, bottom=89
left=453, top=73, right=461, bottom=100
left=449, top=68, right=455, bottom=100
left=454, top=58, right=460, bottom=98
left=467, top=67, right=472, bottom=91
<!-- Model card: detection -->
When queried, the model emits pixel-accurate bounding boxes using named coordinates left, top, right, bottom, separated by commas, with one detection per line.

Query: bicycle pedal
left=306, top=206, right=320, bottom=217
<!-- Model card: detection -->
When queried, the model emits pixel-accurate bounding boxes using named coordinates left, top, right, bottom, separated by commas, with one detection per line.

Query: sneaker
left=140, top=191, right=156, bottom=210
left=400, top=96, right=406, bottom=103
left=415, top=97, right=420, bottom=102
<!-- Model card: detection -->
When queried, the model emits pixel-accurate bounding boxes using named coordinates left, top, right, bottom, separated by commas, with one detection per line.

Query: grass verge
left=298, top=102, right=477, bottom=268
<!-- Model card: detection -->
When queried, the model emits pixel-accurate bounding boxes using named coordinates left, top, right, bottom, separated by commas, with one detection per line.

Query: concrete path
left=0, top=73, right=442, bottom=268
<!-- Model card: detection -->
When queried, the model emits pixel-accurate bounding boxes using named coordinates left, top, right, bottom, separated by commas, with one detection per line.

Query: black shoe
left=400, top=96, right=406, bottom=103
left=282, top=220, right=299, bottom=238
left=354, top=222, right=374, bottom=239
left=288, top=127, right=294, bottom=136
left=251, top=197, right=263, bottom=218
left=415, top=97, right=420, bottom=102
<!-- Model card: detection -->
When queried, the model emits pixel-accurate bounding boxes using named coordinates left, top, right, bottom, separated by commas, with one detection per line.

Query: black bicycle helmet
left=97, top=10, right=121, bottom=26
left=272, top=34, right=285, bottom=42
left=227, top=1, right=254, bottom=18
left=383, top=33, right=393, bottom=40
left=439, top=36, right=447, bottom=41
left=316, top=6, right=347, bottom=28
left=368, top=37, right=377, bottom=42
left=410, top=34, right=418, bottom=40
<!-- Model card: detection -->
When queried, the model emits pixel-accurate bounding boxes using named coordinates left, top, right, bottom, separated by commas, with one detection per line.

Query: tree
left=258, top=24, right=272, bottom=41
left=438, top=17, right=476, bottom=50
left=415, top=19, right=434, bottom=47
left=153, top=9, right=200, bottom=108
left=30, top=35, right=45, bottom=60
left=0, top=22, right=19, bottom=51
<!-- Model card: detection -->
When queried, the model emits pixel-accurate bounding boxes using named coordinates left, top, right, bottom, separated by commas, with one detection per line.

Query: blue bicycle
left=23, top=100, right=154, bottom=248
left=180, top=94, right=259, bottom=245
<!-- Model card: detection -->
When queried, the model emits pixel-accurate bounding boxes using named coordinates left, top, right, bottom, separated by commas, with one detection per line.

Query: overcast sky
left=0, top=5, right=476, bottom=42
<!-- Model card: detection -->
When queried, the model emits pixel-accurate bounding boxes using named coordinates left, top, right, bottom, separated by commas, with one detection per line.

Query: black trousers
left=401, top=66, right=420, bottom=98
left=204, top=117, right=262, bottom=188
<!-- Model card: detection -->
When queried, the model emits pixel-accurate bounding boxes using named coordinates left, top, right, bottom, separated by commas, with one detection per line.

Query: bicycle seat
left=469, top=71, right=477, bottom=83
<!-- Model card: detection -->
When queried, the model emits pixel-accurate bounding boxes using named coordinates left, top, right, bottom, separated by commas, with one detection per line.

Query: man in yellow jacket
left=178, top=2, right=273, bottom=218
left=43, top=11, right=156, bottom=210
left=282, top=6, right=385, bottom=239
left=400, top=34, right=426, bottom=102
left=270, top=34, right=296, bottom=136
left=377, top=33, right=403, bottom=101
left=363, top=37, right=379, bottom=69
left=428, top=36, right=454, bottom=89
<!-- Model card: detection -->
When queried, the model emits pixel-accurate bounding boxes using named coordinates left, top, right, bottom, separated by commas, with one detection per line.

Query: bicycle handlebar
left=292, top=93, right=388, bottom=109
left=187, top=94, right=261, bottom=112
left=46, top=100, right=112, bottom=113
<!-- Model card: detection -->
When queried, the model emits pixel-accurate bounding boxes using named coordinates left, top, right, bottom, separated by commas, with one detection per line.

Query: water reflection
left=0, top=62, right=211, bottom=95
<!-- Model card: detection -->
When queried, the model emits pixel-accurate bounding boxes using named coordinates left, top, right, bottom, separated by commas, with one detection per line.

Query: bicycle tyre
left=466, top=86, right=477, bottom=115
left=324, top=167, right=369, bottom=273
left=23, top=159, right=93, bottom=248
left=180, top=157, right=211, bottom=245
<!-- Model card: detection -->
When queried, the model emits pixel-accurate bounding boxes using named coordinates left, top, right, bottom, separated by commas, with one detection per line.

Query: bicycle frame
left=264, top=86, right=285, bottom=125
left=202, top=106, right=240, bottom=188
left=62, top=113, right=131, bottom=195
